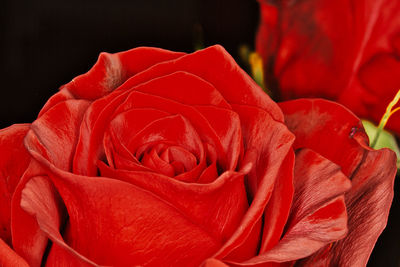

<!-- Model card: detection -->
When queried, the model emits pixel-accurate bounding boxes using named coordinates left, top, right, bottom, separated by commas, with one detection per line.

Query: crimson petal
left=213, top=104, right=294, bottom=260
left=0, top=238, right=29, bottom=267
left=30, top=152, right=221, bottom=266
left=256, top=0, right=400, bottom=134
left=280, top=99, right=397, bottom=266
left=98, top=163, right=249, bottom=243
left=25, top=99, right=90, bottom=171
left=228, top=149, right=350, bottom=265
left=63, top=47, right=185, bottom=100
left=0, top=124, right=30, bottom=245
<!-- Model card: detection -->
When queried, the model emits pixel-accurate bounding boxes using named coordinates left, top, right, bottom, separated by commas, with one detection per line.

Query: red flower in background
left=256, top=0, right=400, bottom=135
left=0, top=46, right=396, bottom=266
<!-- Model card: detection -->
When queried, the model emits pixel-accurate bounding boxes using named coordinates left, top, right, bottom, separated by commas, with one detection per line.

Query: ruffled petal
left=97, top=162, right=249, bottom=243
left=25, top=99, right=90, bottom=171
left=63, top=47, right=185, bottom=100
left=0, top=238, right=29, bottom=267
left=30, top=152, right=221, bottom=267
left=74, top=91, right=228, bottom=176
left=11, top=161, right=62, bottom=266
left=114, top=45, right=283, bottom=121
left=213, top=104, right=294, bottom=259
left=280, top=99, right=397, bottom=266
left=227, top=149, right=350, bottom=266
left=0, top=124, right=30, bottom=245
left=256, top=0, right=400, bottom=135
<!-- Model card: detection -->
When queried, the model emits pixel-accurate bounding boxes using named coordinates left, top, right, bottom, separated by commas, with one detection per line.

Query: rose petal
left=11, top=161, right=63, bottom=266
left=280, top=98, right=397, bottom=266
left=202, top=258, right=230, bottom=267
left=127, top=115, right=204, bottom=166
left=0, top=124, right=30, bottom=245
left=259, top=150, right=294, bottom=253
left=0, top=238, right=29, bottom=267
left=229, top=149, right=350, bottom=265
left=64, top=47, right=185, bottom=100
left=103, top=108, right=169, bottom=167
left=256, top=0, right=400, bottom=135
left=98, top=162, right=249, bottom=243
left=74, top=91, right=228, bottom=176
left=30, top=153, right=221, bottom=266
left=279, top=99, right=366, bottom=176
left=195, top=105, right=243, bottom=170
left=25, top=99, right=90, bottom=171
left=129, top=71, right=231, bottom=108
left=114, top=45, right=283, bottom=122
left=141, top=147, right=175, bottom=177
left=213, top=104, right=294, bottom=259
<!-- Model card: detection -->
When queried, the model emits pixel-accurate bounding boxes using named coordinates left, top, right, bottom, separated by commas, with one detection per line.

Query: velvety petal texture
left=0, top=124, right=31, bottom=245
left=280, top=99, right=397, bottom=266
left=256, top=0, right=400, bottom=135
left=0, top=45, right=396, bottom=267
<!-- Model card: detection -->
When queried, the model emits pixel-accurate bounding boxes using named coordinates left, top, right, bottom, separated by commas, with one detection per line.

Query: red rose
left=256, top=0, right=400, bottom=135
left=0, top=45, right=396, bottom=266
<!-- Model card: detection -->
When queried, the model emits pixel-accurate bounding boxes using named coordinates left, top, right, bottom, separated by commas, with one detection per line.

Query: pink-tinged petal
left=114, top=45, right=283, bottom=122
left=25, top=99, right=90, bottom=171
left=0, top=238, right=29, bottom=267
left=63, top=47, right=185, bottom=100
left=213, top=104, right=294, bottom=259
left=228, top=149, right=350, bottom=266
left=11, top=161, right=61, bottom=266
left=19, top=174, right=98, bottom=266
left=30, top=152, right=221, bottom=267
left=280, top=99, right=397, bottom=266
left=98, top=162, right=248, bottom=244
left=0, top=124, right=30, bottom=245
left=38, top=88, right=76, bottom=118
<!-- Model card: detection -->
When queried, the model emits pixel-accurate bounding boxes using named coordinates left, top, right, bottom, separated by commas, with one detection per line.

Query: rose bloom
left=0, top=45, right=396, bottom=267
left=256, top=0, right=400, bottom=135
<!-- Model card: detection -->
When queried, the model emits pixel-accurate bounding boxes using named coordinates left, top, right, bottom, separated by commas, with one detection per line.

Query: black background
left=1, top=0, right=399, bottom=266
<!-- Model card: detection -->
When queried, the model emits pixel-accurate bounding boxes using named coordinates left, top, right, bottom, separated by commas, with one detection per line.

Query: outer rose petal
left=98, top=164, right=249, bottom=244
left=29, top=152, right=221, bottom=267
left=0, top=238, right=29, bottom=267
left=0, top=124, right=30, bottom=245
left=256, top=0, right=400, bottom=135
left=280, top=99, right=397, bottom=266
left=227, top=149, right=350, bottom=266
left=113, top=45, right=284, bottom=121
left=61, top=47, right=185, bottom=100
left=19, top=173, right=97, bottom=266
left=73, top=45, right=283, bottom=177
left=25, top=99, right=90, bottom=171
left=11, top=164, right=58, bottom=266
left=214, top=104, right=295, bottom=260
left=202, top=258, right=230, bottom=267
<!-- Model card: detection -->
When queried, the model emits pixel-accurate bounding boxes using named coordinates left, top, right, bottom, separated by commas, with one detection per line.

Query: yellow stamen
left=371, top=89, right=400, bottom=148
left=249, top=52, right=268, bottom=93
